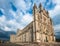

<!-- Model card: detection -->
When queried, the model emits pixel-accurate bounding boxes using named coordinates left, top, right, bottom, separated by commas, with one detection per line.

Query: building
left=10, top=34, right=16, bottom=43
left=10, top=3, right=55, bottom=43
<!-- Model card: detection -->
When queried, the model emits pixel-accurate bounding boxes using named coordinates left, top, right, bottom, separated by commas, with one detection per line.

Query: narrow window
left=46, top=37, right=48, bottom=42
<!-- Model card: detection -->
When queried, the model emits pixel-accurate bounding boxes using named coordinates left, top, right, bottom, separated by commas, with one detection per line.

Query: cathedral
left=10, top=3, right=55, bottom=43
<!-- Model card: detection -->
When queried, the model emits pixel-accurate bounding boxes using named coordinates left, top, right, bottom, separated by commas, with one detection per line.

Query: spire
left=33, top=3, right=37, bottom=15
left=33, top=3, right=37, bottom=9
left=39, top=3, right=43, bottom=10
left=39, top=3, right=42, bottom=8
left=47, top=11, right=49, bottom=14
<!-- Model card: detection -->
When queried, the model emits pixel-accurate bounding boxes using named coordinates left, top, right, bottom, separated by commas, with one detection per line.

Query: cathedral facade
left=10, top=4, right=55, bottom=43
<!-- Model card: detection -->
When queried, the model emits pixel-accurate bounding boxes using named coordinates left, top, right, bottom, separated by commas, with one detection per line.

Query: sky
left=0, top=0, right=60, bottom=39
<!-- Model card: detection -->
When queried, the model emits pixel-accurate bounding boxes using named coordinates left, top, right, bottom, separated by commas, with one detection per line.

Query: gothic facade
left=10, top=4, right=55, bottom=43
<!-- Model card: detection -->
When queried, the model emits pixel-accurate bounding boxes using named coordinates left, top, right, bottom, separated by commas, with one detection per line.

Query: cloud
left=15, top=0, right=27, bottom=11
left=0, top=15, right=6, bottom=22
left=4, top=26, right=11, bottom=31
left=54, top=24, right=60, bottom=32
left=0, top=0, right=60, bottom=40
left=52, top=0, right=60, bottom=5
left=0, top=13, right=32, bottom=31
left=52, top=14, right=60, bottom=25
left=0, top=0, right=60, bottom=33
left=54, top=24, right=60, bottom=39
left=10, top=2, right=17, bottom=12
left=0, top=8, right=5, bottom=16
left=21, top=13, right=33, bottom=24
left=9, top=9, right=16, bottom=18
left=49, top=5, right=60, bottom=18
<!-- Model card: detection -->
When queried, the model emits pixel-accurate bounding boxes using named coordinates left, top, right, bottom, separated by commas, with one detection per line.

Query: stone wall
left=16, top=22, right=33, bottom=43
left=10, top=35, right=16, bottom=43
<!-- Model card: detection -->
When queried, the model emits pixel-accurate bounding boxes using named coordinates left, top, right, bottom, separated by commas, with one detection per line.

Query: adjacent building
left=10, top=3, right=55, bottom=43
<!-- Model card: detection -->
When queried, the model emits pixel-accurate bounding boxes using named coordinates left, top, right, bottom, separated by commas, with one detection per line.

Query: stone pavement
left=0, top=43, right=23, bottom=46
left=0, top=42, right=60, bottom=46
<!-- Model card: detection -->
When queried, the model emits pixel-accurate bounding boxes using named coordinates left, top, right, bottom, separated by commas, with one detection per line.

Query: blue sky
left=0, top=0, right=60, bottom=36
